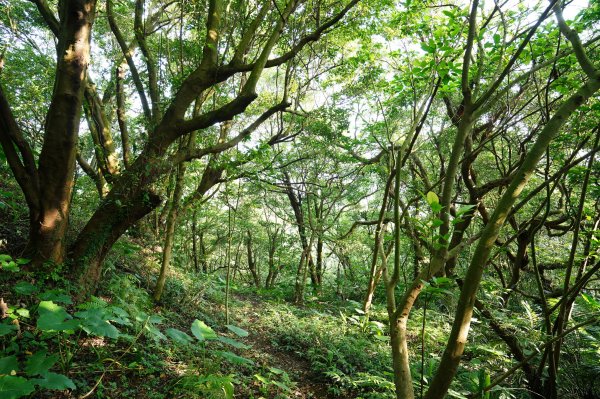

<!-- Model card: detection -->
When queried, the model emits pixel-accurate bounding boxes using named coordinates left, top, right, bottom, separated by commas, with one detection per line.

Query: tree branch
left=475, top=0, right=559, bottom=110
left=135, top=0, right=161, bottom=124
left=230, top=0, right=361, bottom=73
left=28, top=0, right=59, bottom=36
left=172, top=100, right=290, bottom=165
left=231, top=2, right=270, bottom=65
left=0, top=85, right=39, bottom=206
left=115, top=64, right=132, bottom=168
left=107, top=0, right=151, bottom=120
left=553, top=1, right=599, bottom=79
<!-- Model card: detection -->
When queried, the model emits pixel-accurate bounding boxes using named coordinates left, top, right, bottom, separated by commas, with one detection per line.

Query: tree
left=0, top=0, right=360, bottom=296
left=326, top=1, right=600, bottom=397
left=0, top=0, right=96, bottom=266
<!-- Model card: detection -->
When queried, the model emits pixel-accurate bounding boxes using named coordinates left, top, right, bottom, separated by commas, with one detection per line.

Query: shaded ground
left=233, top=293, right=336, bottom=399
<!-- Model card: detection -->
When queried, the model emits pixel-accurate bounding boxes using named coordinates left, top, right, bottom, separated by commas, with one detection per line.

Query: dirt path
left=234, top=294, right=335, bottom=399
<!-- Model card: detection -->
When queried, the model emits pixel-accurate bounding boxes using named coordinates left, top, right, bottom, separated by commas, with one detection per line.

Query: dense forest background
left=1, top=0, right=600, bottom=398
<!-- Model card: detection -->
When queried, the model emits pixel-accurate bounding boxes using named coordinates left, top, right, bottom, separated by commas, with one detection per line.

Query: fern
left=77, top=295, right=108, bottom=310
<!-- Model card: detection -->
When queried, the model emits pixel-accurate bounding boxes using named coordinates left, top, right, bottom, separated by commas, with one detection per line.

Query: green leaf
left=0, top=376, right=35, bottom=399
left=196, top=374, right=234, bottom=399
left=225, top=324, right=249, bottom=338
left=25, top=350, right=58, bottom=376
left=191, top=319, right=217, bottom=341
left=38, top=290, right=72, bottom=304
left=426, top=191, right=439, bottom=205
left=420, top=43, right=435, bottom=53
left=430, top=202, right=443, bottom=213
left=254, top=374, right=269, bottom=384
left=0, top=356, right=18, bottom=375
left=15, top=309, right=29, bottom=318
left=135, top=312, right=149, bottom=324
left=144, top=320, right=167, bottom=341
left=456, top=204, right=475, bottom=216
left=0, top=322, right=17, bottom=337
left=581, top=293, right=600, bottom=309
left=109, top=307, right=131, bottom=326
left=13, top=282, right=38, bottom=296
left=166, top=328, right=193, bottom=345
left=493, top=33, right=501, bottom=45
left=221, top=381, right=233, bottom=399
left=431, top=277, right=453, bottom=286
left=217, top=336, right=251, bottom=349
left=2, top=261, right=20, bottom=272
left=222, top=380, right=234, bottom=399
left=478, top=369, right=491, bottom=399
left=215, top=351, right=254, bottom=366
left=31, top=372, right=75, bottom=390
left=268, top=367, right=285, bottom=375
left=37, top=301, right=79, bottom=332
left=75, top=309, right=119, bottom=339
left=272, top=380, right=292, bottom=392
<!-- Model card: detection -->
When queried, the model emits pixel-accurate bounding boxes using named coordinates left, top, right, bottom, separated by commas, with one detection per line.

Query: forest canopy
left=1, top=0, right=600, bottom=398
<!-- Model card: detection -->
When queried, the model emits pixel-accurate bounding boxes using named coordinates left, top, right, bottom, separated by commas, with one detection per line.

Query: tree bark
left=191, top=210, right=199, bottom=272
left=316, top=234, right=324, bottom=286
left=71, top=186, right=161, bottom=296
left=199, top=232, right=209, bottom=273
left=154, top=158, right=187, bottom=302
left=265, top=227, right=279, bottom=288
left=283, top=172, right=319, bottom=287
left=246, top=230, right=261, bottom=288
left=363, top=169, right=394, bottom=313
left=26, top=0, right=97, bottom=266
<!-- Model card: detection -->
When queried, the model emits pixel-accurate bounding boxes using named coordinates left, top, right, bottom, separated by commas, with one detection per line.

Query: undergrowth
left=3, top=236, right=599, bottom=399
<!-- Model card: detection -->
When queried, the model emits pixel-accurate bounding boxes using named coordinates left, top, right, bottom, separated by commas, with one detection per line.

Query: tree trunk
left=363, top=170, right=395, bottom=313
left=154, top=159, right=187, bottom=302
left=26, top=0, right=97, bottom=267
left=265, top=232, right=277, bottom=288
left=501, top=229, right=530, bottom=306
left=71, top=187, right=161, bottom=296
left=387, top=148, right=416, bottom=399
left=389, top=317, right=414, bottom=399
left=192, top=210, right=199, bottom=272
left=283, top=171, right=319, bottom=288
left=294, top=238, right=313, bottom=304
left=316, top=235, right=324, bottom=285
left=71, top=133, right=177, bottom=295
left=199, top=232, right=209, bottom=273
left=246, top=231, right=261, bottom=288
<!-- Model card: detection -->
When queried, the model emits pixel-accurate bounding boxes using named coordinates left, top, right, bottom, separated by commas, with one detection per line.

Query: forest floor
left=232, top=293, right=336, bottom=398
left=0, top=233, right=392, bottom=399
